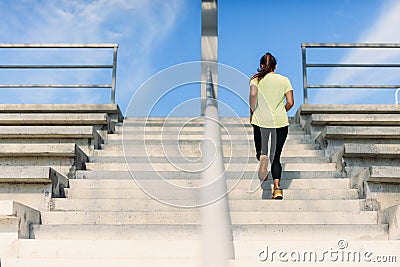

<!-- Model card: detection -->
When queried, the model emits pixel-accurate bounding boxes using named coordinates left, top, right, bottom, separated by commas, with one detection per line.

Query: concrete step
left=0, top=201, right=41, bottom=239
left=119, top=118, right=302, bottom=128
left=16, top=239, right=202, bottom=259
left=107, top=137, right=314, bottom=145
left=0, top=143, right=87, bottom=173
left=321, top=126, right=400, bottom=139
left=40, top=211, right=377, bottom=225
left=344, top=143, right=400, bottom=159
left=110, top=143, right=321, bottom=150
left=30, top=223, right=387, bottom=241
left=368, top=166, right=400, bottom=183
left=6, top=240, right=400, bottom=266
left=311, top=113, right=400, bottom=126
left=120, top=123, right=205, bottom=128
left=40, top=211, right=200, bottom=225
left=0, top=143, right=86, bottom=158
left=92, top=148, right=326, bottom=158
left=298, top=103, right=400, bottom=115
left=230, top=211, right=378, bottom=224
left=0, top=125, right=99, bottom=138
left=233, top=224, right=388, bottom=241
left=121, top=120, right=303, bottom=128
left=51, top=199, right=365, bottom=212
left=0, top=166, right=54, bottom=183
left=117, top=128, right=306, bottom=135
left=92, top=155, right=331, bottom=164
left=84, top=162, right=337, bottom=172
left=93, top=149, right=325, bottom=158
left=255, top=189, right=359, bottom=200
left=233, top=240, right=400, bottom=261
left=219, top=117, right=300, bottom=124
left=0, top=113, right=110, bottom=125
left=0, top=167, right=68, bottom=209
left=30, top=224, right=202, bottom=240
left=122, top=117, right=295, bottom=122
left=0, top=126, right=103, bottom=149
left=0, top=103, right=123, bottom=122
left=0, top=258, right=201, bottom=267
left=110, top=133, right=311, bottom=141
left=76, top=170, right=341, bottom=179
left=63, top=187, right=358, bottom=200
left=68, top=178, right=350, bottom=190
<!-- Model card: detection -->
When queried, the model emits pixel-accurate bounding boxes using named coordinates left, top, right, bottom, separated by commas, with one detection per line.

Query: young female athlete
left=249, top=52, right=294, bottom=199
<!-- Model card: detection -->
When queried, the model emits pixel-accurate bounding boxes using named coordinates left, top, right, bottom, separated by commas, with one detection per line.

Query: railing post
left=302, top=44, right=308, bottom=104
left=111, top=45, right=118, bottom=104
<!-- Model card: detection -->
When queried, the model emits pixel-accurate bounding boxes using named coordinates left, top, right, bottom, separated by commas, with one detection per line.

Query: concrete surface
left=0, top=104, right=123, bottom=122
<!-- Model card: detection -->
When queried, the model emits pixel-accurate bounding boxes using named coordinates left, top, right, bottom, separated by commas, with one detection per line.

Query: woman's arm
left=249, top=84, right=258, bottom=123
left=285, top=90, right=294, bottom=112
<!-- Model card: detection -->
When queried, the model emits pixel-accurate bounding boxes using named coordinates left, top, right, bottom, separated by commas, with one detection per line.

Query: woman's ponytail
left=252, top=53, right=277, bottom=81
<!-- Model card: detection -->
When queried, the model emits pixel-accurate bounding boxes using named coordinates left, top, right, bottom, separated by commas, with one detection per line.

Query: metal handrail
left=201, top=65, right=235, bottom=266
left=205, top=66, right=217, bottom=102
left=302, top=43, right=400, bottom=104
left=0, top=43, right=118, bottom=104
left=0, top=43, right=117, bottom=48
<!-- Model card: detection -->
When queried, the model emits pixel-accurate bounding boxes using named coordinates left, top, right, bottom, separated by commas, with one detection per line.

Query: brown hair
left=251, top=52, right=277, bottom=81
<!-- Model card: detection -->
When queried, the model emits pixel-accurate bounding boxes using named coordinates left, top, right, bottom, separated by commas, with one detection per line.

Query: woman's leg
left=252, top=124, right=261, bottom=161
left=271, top=126, right=289, bottom=189
left=258, top=127, right=272, bottom=181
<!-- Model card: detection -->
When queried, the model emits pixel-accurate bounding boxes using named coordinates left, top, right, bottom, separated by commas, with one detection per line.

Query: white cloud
left=313, top=0, right=400, bottom=104
left=0, top=0, right=184, bottom=106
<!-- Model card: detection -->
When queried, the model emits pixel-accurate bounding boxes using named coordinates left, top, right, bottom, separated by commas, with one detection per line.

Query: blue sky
left=1, top=0, right=400, bottom=117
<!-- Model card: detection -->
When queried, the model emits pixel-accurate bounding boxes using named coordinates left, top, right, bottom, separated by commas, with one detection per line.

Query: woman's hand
left=250, top=108, right=253, bottom=124
left=285, top=90, right=294, bottom=112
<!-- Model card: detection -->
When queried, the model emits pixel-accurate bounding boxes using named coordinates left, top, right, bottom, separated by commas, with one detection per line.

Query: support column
left=201, top=0, right=218, bottom=115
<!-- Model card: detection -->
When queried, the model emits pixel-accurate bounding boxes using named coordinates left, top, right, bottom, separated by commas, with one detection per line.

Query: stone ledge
left=0, top=104, right=123, bottom=122
left=0, top=144, right=88, bottom=178
left=299, top=104, right=400, bottom=115
left=344, top=143, right=400, bottom=159
left=0, top=126, right=103, bottom=149
left=320, top=126, right=400, bottom=139
left=0, top=166, right=53, bottom=183
left=350, top=167, right=400, bottom=211
left=311, top=113, right=400, bottom=126
left=0, top=143, right=85, bottom=158
left=352, top=166, right=400, bottom=186
left=0, top=167, right=68, bottom=198
left=0, top=113, right=108, bottom=125
left=379, top=204, right=400, bottom=240
left=369, top=166, right=400, bottom=183
left=0, top=201, right=40, bottom=238
left=0, top=113, right=114, bottom=134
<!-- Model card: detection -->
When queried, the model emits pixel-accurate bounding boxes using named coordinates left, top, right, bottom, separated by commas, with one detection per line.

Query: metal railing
left=0, top=43, right=118, bottom=104
left=205, top=66, right=217, bottom=104
left=302, top=43, right=400, bottom=104
left=200, top=65, right=234, bottom=267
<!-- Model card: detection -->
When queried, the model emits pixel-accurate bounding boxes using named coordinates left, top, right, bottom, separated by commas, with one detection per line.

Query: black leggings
left=252, top=125, right=288, bottom=180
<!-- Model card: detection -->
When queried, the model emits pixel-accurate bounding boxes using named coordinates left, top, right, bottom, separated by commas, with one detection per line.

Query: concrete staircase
left=2, top=116, right=398, bottom=266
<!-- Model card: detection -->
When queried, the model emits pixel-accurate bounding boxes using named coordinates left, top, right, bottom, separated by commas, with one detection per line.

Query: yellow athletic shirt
left=250, top=73, right=293, bottom=128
